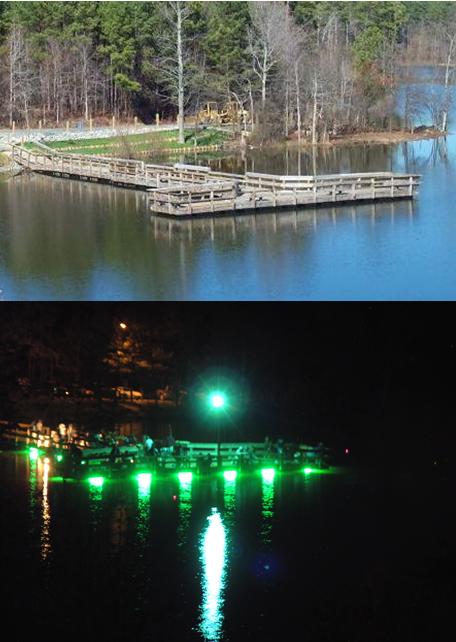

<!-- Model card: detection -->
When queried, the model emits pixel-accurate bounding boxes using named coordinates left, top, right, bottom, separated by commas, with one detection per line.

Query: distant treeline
left=1, top=1, right=456, bottom=139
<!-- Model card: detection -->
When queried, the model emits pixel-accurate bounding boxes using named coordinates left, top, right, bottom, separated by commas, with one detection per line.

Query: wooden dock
left=11, top=142, right=421, bottom=219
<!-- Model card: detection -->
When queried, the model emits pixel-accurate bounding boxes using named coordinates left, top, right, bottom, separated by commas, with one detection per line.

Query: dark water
left=0, top=134, right=456, bottom=300
left=2, top=452, right=454, bottom=641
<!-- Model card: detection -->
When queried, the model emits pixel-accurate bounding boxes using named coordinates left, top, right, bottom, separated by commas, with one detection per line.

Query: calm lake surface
left=0, top=133, right=455, bottom=300
left=2, top=452, right=454, bottom=641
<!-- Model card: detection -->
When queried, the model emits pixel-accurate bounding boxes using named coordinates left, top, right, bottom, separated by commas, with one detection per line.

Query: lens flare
left=209, top=392, right=226, bottom=409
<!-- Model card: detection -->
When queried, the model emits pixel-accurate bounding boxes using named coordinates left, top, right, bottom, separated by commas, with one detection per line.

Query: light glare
left=210, top=392, right=225, bottom=409
left=261, top=468, right=275, bottom=482
left=178, top=471, right=193, bottom=484
left=223, top=470, right=237, bottom=482
left=88, top=476, right=104, bottom=487
left=137, top=473, right=152, bottom=489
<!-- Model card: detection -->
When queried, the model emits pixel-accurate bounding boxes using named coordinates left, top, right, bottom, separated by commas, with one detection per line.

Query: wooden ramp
left=11, top=142, right=421, bottom=219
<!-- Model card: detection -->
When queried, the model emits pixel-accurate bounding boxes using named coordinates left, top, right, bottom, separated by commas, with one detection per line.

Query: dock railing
left=11, top=142, right=421, bottom=218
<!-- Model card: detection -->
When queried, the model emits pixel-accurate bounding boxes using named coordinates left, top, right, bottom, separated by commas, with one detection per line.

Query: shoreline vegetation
left=1, top=2, right=456, bottom=147
left=11, top=397, right=183, bottom=428
left=286, top=126, right=444, bottom=148
left=15, top=125, right=444, bottom=165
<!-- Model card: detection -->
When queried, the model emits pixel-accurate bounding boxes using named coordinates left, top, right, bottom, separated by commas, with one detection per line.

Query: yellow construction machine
left=196, top=101, right=250, bottom=126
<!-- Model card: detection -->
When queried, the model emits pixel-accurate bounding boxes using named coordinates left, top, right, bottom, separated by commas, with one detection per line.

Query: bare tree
left=248, top=1, right=285, bottom=108
left=157, top=1, right=192, bottom=144
left=8, top=25, right=35, bottom=128
left=278, top=10, right=306, bottom=142
left=441, top=27, right=456, bottom=132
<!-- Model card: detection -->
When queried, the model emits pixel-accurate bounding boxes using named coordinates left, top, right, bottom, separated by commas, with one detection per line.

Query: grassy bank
left=25, top=128, right=231, bottom=157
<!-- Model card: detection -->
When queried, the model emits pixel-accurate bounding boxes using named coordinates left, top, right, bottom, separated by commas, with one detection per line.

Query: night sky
left=1, top=303, right=454, bottom=463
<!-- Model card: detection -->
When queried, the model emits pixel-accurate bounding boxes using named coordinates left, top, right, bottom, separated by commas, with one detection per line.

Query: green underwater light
left=56, top=454, right=63, bottom=463
left=88, top=476, right=104, bottom=487
left=137, top=472, right=152, bottom=489
left=178, top=471, right=193, bottom=484
left=29, top=447, right=39, bottom=461
left=223, top=470, right=237, bottom=482
left=261, top=468, right=275, bottom=482
left=303, top=467, right=314, bottom=474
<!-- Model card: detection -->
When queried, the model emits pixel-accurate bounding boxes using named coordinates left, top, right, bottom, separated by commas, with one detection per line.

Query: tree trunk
left=312, top=75, right=318, bottom=146
left=177, top=1, right=185, bottom=145
left=295, top=62, right=301, bottom=146
left=441, top=34, right=455, bottom=133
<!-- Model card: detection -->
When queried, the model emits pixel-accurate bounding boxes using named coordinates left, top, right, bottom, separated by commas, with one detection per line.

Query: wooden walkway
left=12, top=142, right=421, bottom=219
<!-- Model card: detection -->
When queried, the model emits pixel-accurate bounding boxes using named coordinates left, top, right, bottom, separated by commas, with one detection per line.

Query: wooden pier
left=12, top=142, right=421, bottom=219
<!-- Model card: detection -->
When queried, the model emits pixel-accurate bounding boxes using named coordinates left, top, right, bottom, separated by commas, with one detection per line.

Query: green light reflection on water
left=137, top=474, right=152, bottom=544
left=199, top=508, right=227, bottom=642
left=28, top=457, right=38, bottom=530
left=223, top=481, right=236, bottom=510
left=261, top=476, right=275, bottom=544
left=177, top=479, right=192, bottom=545
left=88, top=477, right=104, bottom=528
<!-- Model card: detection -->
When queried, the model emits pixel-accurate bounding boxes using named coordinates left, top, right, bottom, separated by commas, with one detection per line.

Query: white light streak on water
left=199, top=509, right=227, bottom=641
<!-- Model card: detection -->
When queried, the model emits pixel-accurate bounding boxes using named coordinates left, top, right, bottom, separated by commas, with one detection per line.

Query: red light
left=172, top=495, right=177, bottom=501
left=344, top=448, right=350, bottom=455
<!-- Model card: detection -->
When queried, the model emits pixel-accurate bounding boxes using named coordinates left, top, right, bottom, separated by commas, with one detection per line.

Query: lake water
left=0, top=134, right=455, bottom=300
left=2, top=66, right=456, bottom=303
left=2, top=452, right=454, bottom=641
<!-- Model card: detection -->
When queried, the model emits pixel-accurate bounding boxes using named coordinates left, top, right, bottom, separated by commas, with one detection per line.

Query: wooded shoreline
left=2, top=2, right=456, bottom=144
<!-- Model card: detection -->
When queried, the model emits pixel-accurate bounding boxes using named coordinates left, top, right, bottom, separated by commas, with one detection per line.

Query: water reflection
left=88, top=477, right=103, bottom=529
left=261, top=475, right=275, bottom=545
left=199, top=508, right=227, bottom=642
left=136, top=473, right=152, bottom=545
left=151, top=201, right=415, bottom=245
left=222, top=477, right=236, bottom=524
left=41, top=460, right=51, bottom=561
left=28, top=457, right=37, bottom=519
left=178, top=476, right=192, bottom=544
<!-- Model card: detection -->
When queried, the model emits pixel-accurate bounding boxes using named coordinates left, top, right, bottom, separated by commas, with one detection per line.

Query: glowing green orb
left=209, top=392, right=226, bottom=410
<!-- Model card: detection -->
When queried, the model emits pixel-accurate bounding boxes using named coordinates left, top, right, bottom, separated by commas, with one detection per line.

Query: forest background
left=1, top=1, right=456, bottom=142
